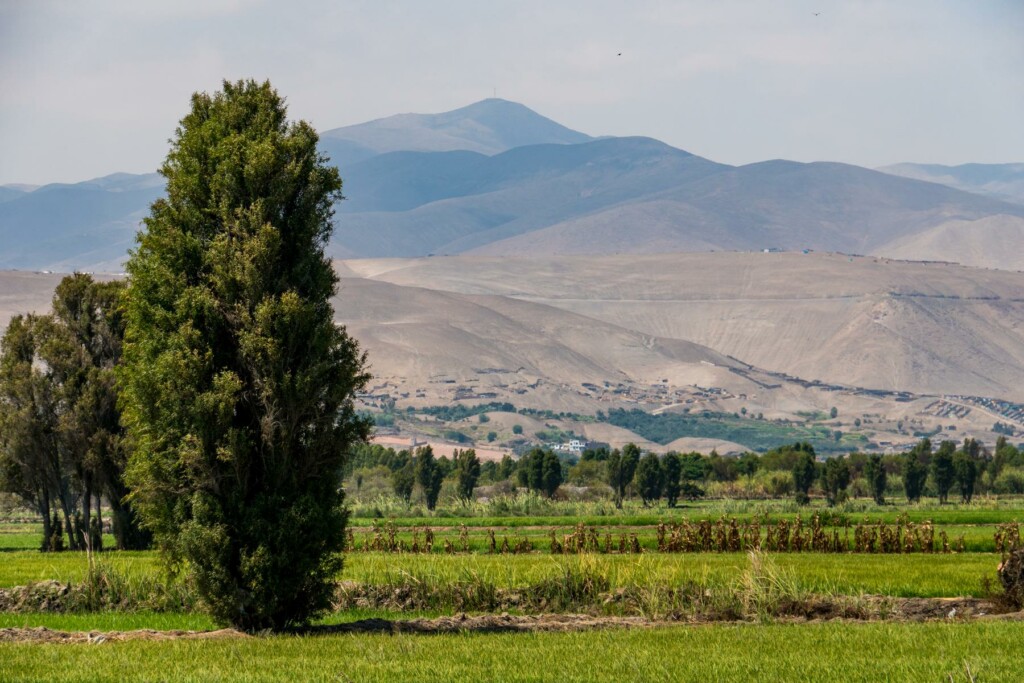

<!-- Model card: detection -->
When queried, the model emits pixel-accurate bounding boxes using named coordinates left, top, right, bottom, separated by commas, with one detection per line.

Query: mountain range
left=2, top=99, right=1023, bottom=271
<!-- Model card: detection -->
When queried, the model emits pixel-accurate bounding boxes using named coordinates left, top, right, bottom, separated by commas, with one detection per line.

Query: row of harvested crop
left=344, top=518, right=1024, bottom=555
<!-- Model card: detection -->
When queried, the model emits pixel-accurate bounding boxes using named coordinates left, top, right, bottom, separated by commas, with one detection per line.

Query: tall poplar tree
left=119, top=80, right=369, bottom=630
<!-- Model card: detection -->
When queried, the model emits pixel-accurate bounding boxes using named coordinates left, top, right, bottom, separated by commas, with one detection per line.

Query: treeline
left=348, top=443, right=488, bottom=510
left=349, top=436, right=1024, bottom=508
left=0, top=275, right=148, bottom=551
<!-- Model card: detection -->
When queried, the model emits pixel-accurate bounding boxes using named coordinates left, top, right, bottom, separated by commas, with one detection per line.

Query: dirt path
left=3, top=601, right=1023, bottom=644
left=0, top=627, right=248, bottom=644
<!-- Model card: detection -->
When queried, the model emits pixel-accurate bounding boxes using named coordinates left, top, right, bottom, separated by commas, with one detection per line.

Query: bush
left=998, top=549, right=1024, bottom=609
left=992, top=468, right=1024, bottom=495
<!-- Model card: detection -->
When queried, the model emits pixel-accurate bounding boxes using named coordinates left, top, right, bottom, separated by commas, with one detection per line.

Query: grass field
left=1, top=502, right=1021, bottom=683
left=0, top=549, right=1000, bottom=598
left=5, top=504, right=1018, bottom=555
left=1, top=622, right=1021, bottom=682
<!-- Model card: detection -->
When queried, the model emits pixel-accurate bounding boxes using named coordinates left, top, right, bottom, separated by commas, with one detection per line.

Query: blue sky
left=1, top=0, right=1022, bottom=185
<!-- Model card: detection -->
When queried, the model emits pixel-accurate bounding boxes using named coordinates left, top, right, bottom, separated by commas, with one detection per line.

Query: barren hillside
left=341, top=252, right=1024, bottom=401
left=874, top=214, right=1024, bottom=271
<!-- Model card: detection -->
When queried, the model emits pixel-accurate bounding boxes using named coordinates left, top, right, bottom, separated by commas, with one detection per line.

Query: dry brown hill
left=874, top=214, right=1024, bottom=271
left=331, top=277, right=769, bottom=412
left=340, top=252, right=1024, bottom=402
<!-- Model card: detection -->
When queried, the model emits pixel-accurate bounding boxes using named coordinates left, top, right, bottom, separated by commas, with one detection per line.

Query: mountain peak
left=319, top=99, right=591, bottom=165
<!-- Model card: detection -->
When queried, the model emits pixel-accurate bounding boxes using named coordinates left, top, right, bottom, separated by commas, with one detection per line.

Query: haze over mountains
left=2, top=99, right=1023, bottom=272
left=878, top=162, right=1024, bottom=205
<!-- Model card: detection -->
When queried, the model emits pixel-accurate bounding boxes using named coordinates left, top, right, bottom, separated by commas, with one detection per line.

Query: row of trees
left=389, top=446, right=481, bottom=509
left=0, top=275, right=147, bottom=550
left=349, top=434, right=1024, bottom=509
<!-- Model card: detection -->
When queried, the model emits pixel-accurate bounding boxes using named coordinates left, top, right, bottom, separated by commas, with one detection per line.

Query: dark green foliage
left=635, top=452, right=663, bottom=505
left=822, top=457, right=850, bottom=506
left=346, top=444, right=410, bottom=475
left=518, top=448, right=563, bottom=498
left=512, top=424, right=524, bottom=435
left=118, top=80, right=369, bottom=631
left=602, top=408, right=861, bottom=454
left=391, top=462, right=415, bottom=503
left=496, top=454, right=517, bottom=481
left=736, top=452, right=759, bottom=479
left=993, top=421, right=1015, bottom=436
left=903, top=439, right=931, bottom=503
left=0, top=275, right=147, bottom=552
left=0, top=314, right=65, bottom=550
left=953, top=444, right=978, bottom=504
left=931, top=440, right=956, bottom=504
left=414, top=446, right=443, bottom=510
left=453, top=448, right=481, bottom=501
left=419, top=402, right=515, bottom=422
left=662, top=452, right=682, bottom=507
left=830, top=407, right=838, bottom=419
left=792, top=451, right=817, bottom=505
left=760, top=442, right=816, bottom=472
left=443, top=429, right=471, bottom=444
left=605, top=444, right=641, bottom=508
left=541, top=451, right=564, bottom=498
left=864, top=454, right=887, bottom=505
left=706, top=451, right=738, bottom=482
left=993, top=436, right=1023, bottom=476
left=677, top=452, right=710, bottom=482
left=487, top=431, right=497, bottom=443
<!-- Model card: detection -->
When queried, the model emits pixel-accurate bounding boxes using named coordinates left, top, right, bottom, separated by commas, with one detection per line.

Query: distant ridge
left=878, top=162, right=1024, bottom=205
left=3, top=100, right=1024, bottom=272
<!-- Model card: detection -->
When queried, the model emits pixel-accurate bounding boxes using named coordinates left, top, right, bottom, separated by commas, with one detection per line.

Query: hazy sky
left=2, top=0, right=1022, bottom=185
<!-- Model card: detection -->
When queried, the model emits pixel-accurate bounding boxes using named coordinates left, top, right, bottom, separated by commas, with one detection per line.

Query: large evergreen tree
left=118, top=80, right=369, bottom=631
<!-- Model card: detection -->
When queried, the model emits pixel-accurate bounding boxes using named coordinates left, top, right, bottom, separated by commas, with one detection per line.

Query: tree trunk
left=39, top=489, right=52, bottom=552
left=82, top=475, right=92, bottom=553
